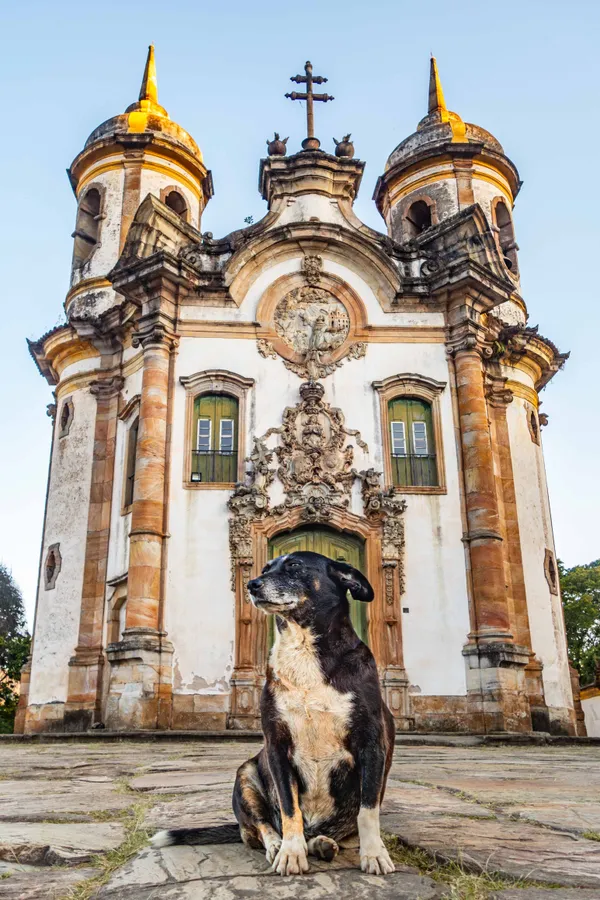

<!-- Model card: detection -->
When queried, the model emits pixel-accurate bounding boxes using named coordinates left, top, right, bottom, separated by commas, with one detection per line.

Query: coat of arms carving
left=259, top=285, right=365, bottom=381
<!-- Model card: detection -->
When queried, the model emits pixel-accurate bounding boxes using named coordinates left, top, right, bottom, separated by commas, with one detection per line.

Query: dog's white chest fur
left=270, top=622, right=354, bottom=826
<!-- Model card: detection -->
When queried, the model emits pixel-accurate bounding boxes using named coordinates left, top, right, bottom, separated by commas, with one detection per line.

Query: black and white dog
left=153, top=551, right=396, bottom=877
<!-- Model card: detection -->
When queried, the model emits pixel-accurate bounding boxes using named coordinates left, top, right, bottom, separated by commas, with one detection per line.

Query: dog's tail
left=151, top=823, right=242, bottom=848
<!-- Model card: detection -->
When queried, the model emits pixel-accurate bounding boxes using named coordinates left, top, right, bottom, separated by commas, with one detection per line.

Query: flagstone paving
left=0, top=739, right=599, bottom=898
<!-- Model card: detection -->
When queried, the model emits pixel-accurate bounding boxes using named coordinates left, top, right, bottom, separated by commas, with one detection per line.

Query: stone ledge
left=2, top=730, right=599, bottom=745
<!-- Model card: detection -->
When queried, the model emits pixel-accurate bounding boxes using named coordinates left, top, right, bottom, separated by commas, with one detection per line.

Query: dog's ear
left=327, top=561, right=374, bottom=602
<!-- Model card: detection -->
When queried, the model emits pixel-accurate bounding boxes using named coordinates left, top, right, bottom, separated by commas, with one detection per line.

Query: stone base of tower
left=63, top=650, right=105, bottom=732
left=104, top=629, right=174, bottom=731
left=524, top=655, right=551, bottom=733
left=463, top=641, right=532, bottom=733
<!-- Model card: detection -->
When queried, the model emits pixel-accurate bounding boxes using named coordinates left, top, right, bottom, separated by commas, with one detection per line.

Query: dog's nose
left=247, top=578, right=263, bottom=595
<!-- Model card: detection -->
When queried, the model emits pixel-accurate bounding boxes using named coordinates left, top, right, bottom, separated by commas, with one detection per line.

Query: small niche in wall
left=59, top=398, right=74, bottom=438
left=544, top=549, right=559, bottom=595
left=44, top=544, right=62, bottom=590
left=526, top=406, right=540, bottom=446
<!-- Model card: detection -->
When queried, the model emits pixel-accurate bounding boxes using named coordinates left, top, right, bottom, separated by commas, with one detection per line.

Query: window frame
left=373, top=373, right=447, bottom=495
left=180, top=370, right=254, bottom=490
left=491, top=196, right=519, bottom=280
left=72, top=183, right=105, bottom=271
left=118, top=394, right=141, bottom=515
left=160, top=185, right=190, bottom=223
left=401, top=193, right=438, bottom=241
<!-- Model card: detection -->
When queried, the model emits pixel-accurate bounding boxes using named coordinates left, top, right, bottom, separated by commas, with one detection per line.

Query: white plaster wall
left=140, top=166, right=201, bottom=229
left=273, top=194, right=348, bottom=228
left=582, top=695, right=600, bottom=737
left=29, top=388, right=96, bottom=706
left=72, top=166, right=125, bottom=287
left=166, top=331, right=469, bottom=699
left=507, top=396, right=573, bottom=711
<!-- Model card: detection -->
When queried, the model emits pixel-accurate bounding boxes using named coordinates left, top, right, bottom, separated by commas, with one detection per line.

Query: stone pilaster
left=64, top=375, right=123, bottom=731
left=451, top=334, right=531, bottom=733
left=105, top=324, right=177, bottom=730
left=229, top=554, right=265, bottom=731
left=486, top=377, right=548, bottom=731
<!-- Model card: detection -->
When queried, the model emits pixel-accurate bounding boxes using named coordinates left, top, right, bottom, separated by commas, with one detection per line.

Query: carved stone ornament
left=274, top=286, right=349, bottom=356
left=267, top=283, right=366, bottom=380
left=257, top=339, right=277, bottom=360
left=302, top=255, right=323, bottom=286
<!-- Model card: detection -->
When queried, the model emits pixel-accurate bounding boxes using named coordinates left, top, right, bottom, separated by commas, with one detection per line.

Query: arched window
left=494, top=200, right=519, bottom=274
left=405, top=199, right=432, bottom=238
left=388, top=397, right=438, bottom=487
left=72, top=188, right=102, bottom=268
left=191, top=394, right=239, bottom=484
left=164, top=190, right=188, bottom=221
left=123, top=417, right=139, bottom=509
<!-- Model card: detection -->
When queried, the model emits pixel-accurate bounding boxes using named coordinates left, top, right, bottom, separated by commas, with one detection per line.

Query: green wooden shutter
left=388, top=397, right=437, bottom=487
left=192, top=394, right=238, bottom=483
left=389, top=398, right=410, bottom=486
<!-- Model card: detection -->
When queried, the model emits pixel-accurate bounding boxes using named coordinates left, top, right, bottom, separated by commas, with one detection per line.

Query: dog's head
left=246, top=550, right=373, bottom=628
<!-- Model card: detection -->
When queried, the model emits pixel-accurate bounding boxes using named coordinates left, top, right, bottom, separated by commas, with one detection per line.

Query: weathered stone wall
left=27, top=387, right=97, bottom=731
left=506, top=391, right=574, bottom=732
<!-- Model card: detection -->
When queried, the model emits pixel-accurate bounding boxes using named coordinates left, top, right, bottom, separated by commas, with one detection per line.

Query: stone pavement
left=0, top=738, right=599, bottom=898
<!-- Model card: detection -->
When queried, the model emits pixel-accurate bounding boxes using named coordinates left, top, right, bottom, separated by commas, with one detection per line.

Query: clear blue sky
left=1, top=0, right=598, bottom=625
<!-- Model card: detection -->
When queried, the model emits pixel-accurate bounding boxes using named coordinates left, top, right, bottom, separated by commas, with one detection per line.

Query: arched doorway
left=268, top=526, right=368, bottom=643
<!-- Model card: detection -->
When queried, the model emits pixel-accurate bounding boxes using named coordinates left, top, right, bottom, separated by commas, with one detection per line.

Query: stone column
left=452, top=341, right=531, bottom=732
left=64, top=376, right=123, bottom=731
left=105, top=327, right=176, bottom=730
left=119, top=145, right=145, bottom=251
left=487, top=380, right=548, bottom=732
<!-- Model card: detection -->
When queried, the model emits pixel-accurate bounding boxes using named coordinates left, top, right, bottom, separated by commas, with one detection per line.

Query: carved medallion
left=274, top=286, right=350, bottom=356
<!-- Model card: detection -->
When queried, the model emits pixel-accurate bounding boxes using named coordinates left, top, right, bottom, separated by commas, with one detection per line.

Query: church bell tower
left=66, top=45, right=213, bottom=322
left=374, top=57, right=522, bottom=283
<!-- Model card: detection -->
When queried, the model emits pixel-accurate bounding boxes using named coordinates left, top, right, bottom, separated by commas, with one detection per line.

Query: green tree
left=0, top=563, right=30, bottom=733
left=560, top=558, right=600, bottom=685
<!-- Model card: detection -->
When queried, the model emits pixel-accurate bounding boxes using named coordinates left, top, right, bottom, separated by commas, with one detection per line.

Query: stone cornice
left=27, top=325, right=97, bottom=386
left=491, top=324, right=569, bottom=391
left=68, top=131, right=213, bottom=207
left=373, top=141, right=521, bottom=218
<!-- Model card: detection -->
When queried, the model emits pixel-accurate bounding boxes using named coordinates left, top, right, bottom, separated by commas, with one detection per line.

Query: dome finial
left=139, top=44, right=158, bottom=105
left=428, top=56, right=447, bottom=115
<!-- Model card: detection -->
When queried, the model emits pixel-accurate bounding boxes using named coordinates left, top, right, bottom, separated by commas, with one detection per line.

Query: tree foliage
left=0, top=563, right=30, bottom=733
left=560, top=558, right=600, bottom=686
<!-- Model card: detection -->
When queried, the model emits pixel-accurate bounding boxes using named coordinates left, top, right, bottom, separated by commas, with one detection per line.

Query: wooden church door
left=267, top=527, right=368, bottom=644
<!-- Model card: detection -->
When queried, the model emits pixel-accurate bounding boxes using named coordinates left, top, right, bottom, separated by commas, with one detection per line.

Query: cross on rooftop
left=285, top=61, right=334, bottom=151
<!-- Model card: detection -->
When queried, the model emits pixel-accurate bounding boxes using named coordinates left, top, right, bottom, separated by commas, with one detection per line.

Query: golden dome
left=83, top=45, right=203, bottom=163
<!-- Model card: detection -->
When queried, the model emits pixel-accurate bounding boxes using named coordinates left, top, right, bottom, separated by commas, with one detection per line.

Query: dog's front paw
left=272, top=835, right=309, bottom=876
left=360, top=839, right=395, bottom=875
left=264, top=836, right=282, bottom=865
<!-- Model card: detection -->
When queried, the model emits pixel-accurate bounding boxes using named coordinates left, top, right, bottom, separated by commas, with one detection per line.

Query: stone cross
left=286, top=60, right=334, bottom=151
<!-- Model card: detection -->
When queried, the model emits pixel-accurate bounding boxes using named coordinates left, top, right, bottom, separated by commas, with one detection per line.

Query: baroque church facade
left=18, top=49, right=579, bottom=735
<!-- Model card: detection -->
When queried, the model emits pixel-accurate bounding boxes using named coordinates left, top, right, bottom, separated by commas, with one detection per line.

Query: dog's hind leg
left=233, top=757, right=282, bottom=864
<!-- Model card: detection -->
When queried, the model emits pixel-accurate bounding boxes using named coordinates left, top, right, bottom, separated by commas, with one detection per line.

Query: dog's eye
left=286, top=560, right=301, bottom=572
